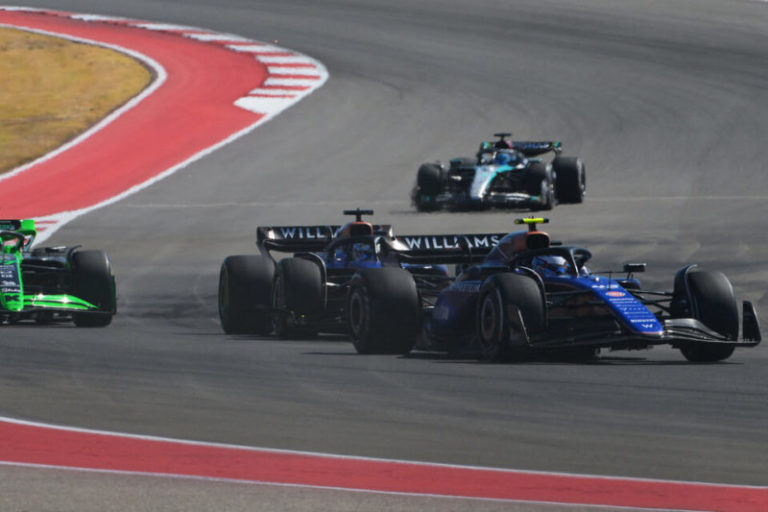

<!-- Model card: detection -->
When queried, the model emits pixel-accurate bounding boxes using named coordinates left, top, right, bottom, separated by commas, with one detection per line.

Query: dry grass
left=0, top=27, right=152, bottom=172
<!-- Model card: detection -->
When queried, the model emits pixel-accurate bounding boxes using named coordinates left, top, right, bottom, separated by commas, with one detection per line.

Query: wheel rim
left=348, top=289, right=366, bottom=339
left=479, top=290, right=502, bottom=348
left=541, top=179, right=554, bottom=208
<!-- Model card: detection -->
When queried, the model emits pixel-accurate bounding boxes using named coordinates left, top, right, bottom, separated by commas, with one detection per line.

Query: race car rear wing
left=256, top=225, right=393, bottom=254
left=257, top=222, right=508, bottom=263
left=477, top=140, right=562, bottom=159
left=391, top=232, right=507, bottom=264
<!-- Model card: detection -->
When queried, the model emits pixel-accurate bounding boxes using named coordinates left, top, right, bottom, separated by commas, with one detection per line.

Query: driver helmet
left=495, top=151, right=515, bottom=166
left=532, top=255, right=571, bottom=277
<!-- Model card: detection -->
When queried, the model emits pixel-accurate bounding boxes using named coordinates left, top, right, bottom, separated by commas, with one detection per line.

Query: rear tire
left=414, top=163, right=444, bottom=211
left=526, top=162, right=554, bottom=211
left=272, top=258, right=323, bottom=339
left=553, top=157, right=586, bottom=204
left=72, top=250, right=115, bottom=327
left=677, top=270, right=737, bottom=362
left=476, top=273, right=544, bottom=361
left=219, top=255, right=274, bottom=334
left=347, top=268, right=421, bottom=354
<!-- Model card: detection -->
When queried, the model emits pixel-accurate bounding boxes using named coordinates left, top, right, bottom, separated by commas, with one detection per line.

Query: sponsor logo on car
left=278, top=226, right=333, bottom=240
left=400, top=235, right=501, bottom=251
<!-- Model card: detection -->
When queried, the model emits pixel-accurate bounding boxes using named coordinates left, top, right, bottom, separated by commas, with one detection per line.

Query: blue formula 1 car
left=412, top=133, right=586, bottom=212
left=218, top=209, right=500, bottom=354
left=421, top=218, right=761, bottom=362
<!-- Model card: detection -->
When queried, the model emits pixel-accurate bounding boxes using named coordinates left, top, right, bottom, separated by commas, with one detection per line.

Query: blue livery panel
left=580, top=278, right=664, bottom=336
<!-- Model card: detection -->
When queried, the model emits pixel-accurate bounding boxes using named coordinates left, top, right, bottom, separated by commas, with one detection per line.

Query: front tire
left=219, top=255, right=275, bottom=334
left=476, top=273, right=545, bottom=361
left=72, top=250, right=115, bottom=327
left=676, top=270, right=738, bottom=362
left=347, top=268, right=421, bottom=354
left=414, top=163, right=444, bottom=212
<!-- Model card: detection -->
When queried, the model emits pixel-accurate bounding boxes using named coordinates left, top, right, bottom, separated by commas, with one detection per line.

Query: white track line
left=227, top=43, right=288, bottom=53
left=184, top=32, right=253, bottom=42
left=266, top=66, right=322, bottom=76
left=257, top=55, right=315, bottom=64
left=133, top=23, right=207, bottom=31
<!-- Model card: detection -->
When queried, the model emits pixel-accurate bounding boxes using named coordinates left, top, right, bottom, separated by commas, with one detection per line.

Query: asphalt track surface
left=2, top=0, right=768, bottom=510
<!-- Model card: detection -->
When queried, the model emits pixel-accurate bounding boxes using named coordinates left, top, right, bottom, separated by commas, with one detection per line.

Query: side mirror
left=623, top=263, right=646, bottom=274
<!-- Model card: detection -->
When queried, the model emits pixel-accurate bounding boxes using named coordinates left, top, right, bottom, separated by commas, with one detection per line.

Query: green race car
left=0, top=219, right=115, bottom=326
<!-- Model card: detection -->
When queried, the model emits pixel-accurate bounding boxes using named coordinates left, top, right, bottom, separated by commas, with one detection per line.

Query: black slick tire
left=476, top=273, right=544, bottom=361
left=272, top=258, right=323, bottom=339
left=414, top=163, right=444, bottom=212
left=72, top=250, right=115, bottom=327
left=677, top=270, right=738, bottom=362
left=218, top=255, right=274, bottom=335
left=347, top=268, right=421, bottom=354
left=553, top=157, right=586, bottom=204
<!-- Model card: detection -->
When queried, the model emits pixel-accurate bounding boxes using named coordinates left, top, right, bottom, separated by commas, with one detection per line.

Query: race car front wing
left=524, top=300, right=761, bottom=350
